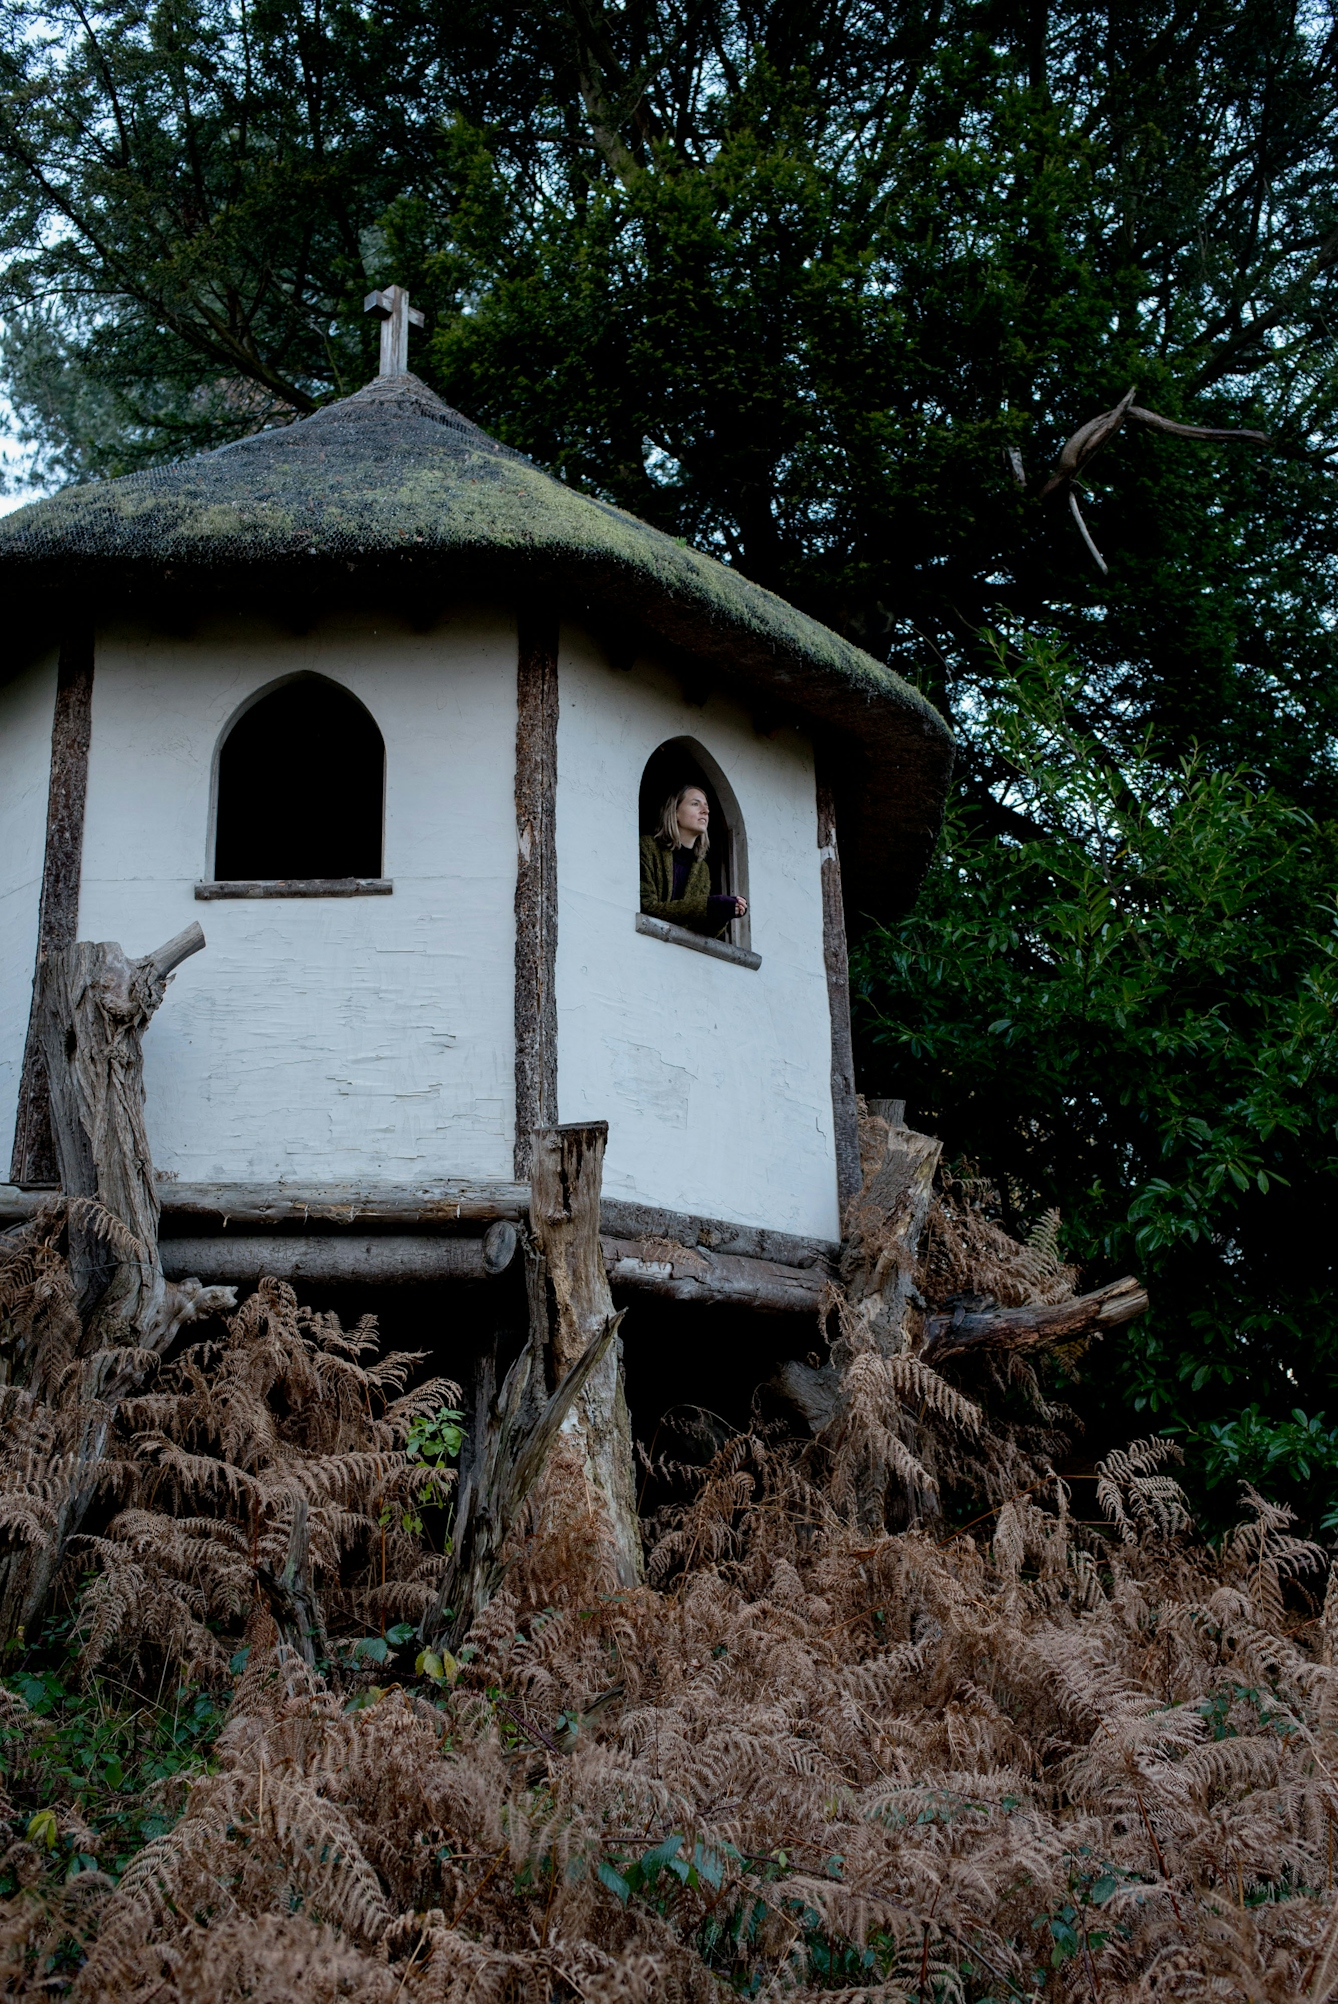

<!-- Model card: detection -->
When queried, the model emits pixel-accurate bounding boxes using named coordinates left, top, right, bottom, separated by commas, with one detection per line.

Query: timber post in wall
left=817, top=769, right=862, bottom=1222
left=10, top=625, right=95, bottom=1187
left=513, top=611, right=560, bottom=1178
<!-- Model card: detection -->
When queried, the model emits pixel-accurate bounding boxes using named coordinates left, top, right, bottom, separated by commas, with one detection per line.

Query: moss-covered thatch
left=0, top=373, right=952, bottom=922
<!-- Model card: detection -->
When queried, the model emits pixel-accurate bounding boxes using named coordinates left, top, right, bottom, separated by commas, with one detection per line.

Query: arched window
left=638, top=737, right=750, bottom=952
left=213, top=677, right=385, bottom=883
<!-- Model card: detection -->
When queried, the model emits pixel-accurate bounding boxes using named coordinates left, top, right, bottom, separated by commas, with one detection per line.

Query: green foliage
left=855, top=636, right=1338, bottom=1506
left=576, top=1829, right=897, bottom=1990
left=0, top=1622, right=222, bottom=1893
left=407, top=1407, right=465, bottom=1468
left=1033, top=1855, right=1126, bottom=1980
left=383, top=1404, right=465, bottom=1537
left=1193, top=1409, right=1338, bottom=1530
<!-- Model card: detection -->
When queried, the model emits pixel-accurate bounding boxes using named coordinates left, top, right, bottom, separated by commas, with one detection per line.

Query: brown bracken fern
left=4, top=1210, right=1338, bottom=2001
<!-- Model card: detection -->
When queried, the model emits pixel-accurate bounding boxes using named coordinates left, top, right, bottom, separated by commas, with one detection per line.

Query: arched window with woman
left=638, top=739, right=749, bottom=946
left=212, top=674, right=385, bottom=884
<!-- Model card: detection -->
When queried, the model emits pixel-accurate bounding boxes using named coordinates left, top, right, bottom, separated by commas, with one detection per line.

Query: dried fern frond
left=922, top=1176, right=1080, bottom=1309
left=1096, top=1436, right=1194, bottom=1544
left=3, top=1223, right=1336, bottom=2004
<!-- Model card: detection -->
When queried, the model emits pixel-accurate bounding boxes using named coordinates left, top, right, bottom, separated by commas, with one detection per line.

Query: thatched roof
left=0, top=373, right=952, bottom=924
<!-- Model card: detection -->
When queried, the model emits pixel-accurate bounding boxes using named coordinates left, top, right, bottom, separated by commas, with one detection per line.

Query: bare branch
left=1069, top=489, right=1108, bottom=575
left=1039, top=386, right=1137, bottom=498
left=1128, top=406, right=1269, bottom=445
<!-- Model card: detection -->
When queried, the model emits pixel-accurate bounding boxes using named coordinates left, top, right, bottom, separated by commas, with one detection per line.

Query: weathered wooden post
left=772, top=1101, right=947, bottom=1529
left=777, top=1098, right=1149, bottom=1531
left=528, top=1121, right=642, bottom=1589
left=838, top=1098, right=943, bottom=1361
left=0, top=923, right=236, bottom=1639
left=35, top=922, right=235, bottom=1346
left=424, top=1119, right=641, bottom=1649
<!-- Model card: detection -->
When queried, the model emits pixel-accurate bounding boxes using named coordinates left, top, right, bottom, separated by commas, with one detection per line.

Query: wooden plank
left=601, top=1237, right=825, bottom=1315
left=194, top=878, right=393, bottom=899
left=156, top=1179, right=532, bottom=1229
left=599, top=1196, right=837, bottom=1270
left=10, top=626, right=95, bottom=1187
left=817, top=772, right=861, bottom=1222
left=634, top=912, right=762, bottom=969
left=513, top=611, right=559, bottom=1178
left=159, top=1230, right=518, bottom=1288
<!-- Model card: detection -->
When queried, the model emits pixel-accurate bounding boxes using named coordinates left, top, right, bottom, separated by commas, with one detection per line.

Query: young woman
left=639, top=785, right=749, bottom=938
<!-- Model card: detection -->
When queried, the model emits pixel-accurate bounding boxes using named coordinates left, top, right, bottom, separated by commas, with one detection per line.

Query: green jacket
left=639, top=834, right=727, bottom=938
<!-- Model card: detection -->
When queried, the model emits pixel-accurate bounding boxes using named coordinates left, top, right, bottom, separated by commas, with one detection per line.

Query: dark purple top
left=672, top=849, right=740, bottom=921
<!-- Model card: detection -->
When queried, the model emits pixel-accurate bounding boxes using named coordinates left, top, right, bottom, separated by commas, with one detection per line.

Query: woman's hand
left=732, top=894, right=749, bottom=917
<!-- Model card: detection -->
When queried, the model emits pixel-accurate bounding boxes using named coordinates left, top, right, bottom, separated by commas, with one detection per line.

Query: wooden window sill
left=195, top=878, right=393, bottom=900
left=635, top=911, right=761, bottom=969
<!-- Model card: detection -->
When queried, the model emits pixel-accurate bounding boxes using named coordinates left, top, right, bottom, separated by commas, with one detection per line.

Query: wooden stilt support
left=817, top=771, right=861, bottom=1224
left=36, top=923, right=234, bottom=1346
left=839, top=1104, right=942, bottom=1358
left=423, top=1120, right=641, bottom=1649
left=530, top=1122, right=642, bottom=1589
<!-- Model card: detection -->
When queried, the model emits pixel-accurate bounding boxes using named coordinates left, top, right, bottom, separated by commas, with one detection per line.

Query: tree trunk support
left=424, top=1121, right=641, bottom=1649
left=838, top=1105, right=943, bottom=1359
left=36, top=923, right=233, bottom=1347
left=530, top=1122, right=642, bottom=1589
left=1, top=925, right=236, bottom=1641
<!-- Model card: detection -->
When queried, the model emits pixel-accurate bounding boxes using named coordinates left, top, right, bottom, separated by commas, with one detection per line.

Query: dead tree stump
left=424, top=1120, right=640, bottom=1651
left=1, top=924, right=235, bottom=1639
left=770, top=1102, right=944, bottom=1436
left=776, top=1099, right=1149, bottom=1533
left=838, top=1100, right=943, bottom=1359
left=36, top=923, right=233, bottom=1347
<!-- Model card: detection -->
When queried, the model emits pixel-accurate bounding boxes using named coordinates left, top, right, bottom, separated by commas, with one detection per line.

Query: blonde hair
left=658, top=786, right=711, bottom=857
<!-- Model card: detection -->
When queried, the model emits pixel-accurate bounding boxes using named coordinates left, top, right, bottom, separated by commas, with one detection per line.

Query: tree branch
left=921, top=1276, right=1148, bottom=1365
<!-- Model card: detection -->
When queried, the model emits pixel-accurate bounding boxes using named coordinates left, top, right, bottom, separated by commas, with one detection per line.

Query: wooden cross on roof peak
left=363, top=284, right=425, bottom=379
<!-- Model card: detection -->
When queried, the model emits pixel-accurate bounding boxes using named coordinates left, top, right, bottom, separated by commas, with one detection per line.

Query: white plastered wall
left=555, top=626, right=839, bottom=1240
left=0, top=652, right=58, bottom=1154
left=77, top=608, right=518, bottom=1184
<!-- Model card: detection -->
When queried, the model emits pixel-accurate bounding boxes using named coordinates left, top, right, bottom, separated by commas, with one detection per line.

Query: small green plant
left=407, top=1407, right=465, bottom=1467
left=379, top=1405, right=466, bottom=1535
left=1032, top=1855, right=1128, bottom=1984
left=1, top=1636, right=223, bottom=1892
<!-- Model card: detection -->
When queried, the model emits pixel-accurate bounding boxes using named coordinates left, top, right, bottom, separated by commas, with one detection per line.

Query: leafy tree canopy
left=3, top=0, right=1337, bottom=793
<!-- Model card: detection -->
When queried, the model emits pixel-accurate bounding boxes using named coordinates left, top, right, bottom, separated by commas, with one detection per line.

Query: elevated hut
left=0, top=298, right=953, bottom=1304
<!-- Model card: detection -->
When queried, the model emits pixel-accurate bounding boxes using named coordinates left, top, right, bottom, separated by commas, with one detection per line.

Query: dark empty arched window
left=214, top=678, right=384, bottom=881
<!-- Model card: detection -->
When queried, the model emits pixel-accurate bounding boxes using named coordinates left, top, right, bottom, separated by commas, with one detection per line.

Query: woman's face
left=676, top=788, right=710, bottom=840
